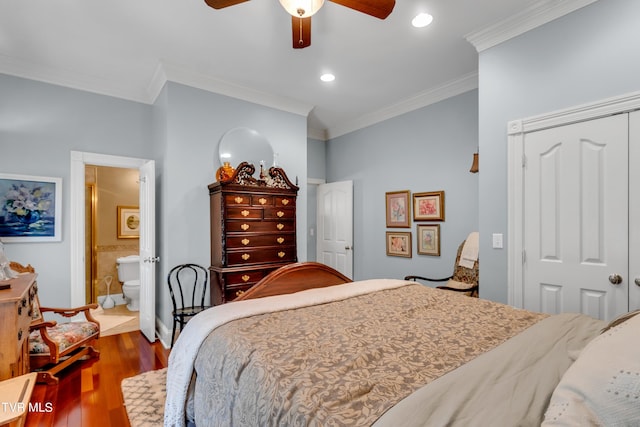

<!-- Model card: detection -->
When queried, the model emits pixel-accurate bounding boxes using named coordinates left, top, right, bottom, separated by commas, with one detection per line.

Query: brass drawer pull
left=241, top=238, right=250, bottom=245
left=277, top=211, right=284, bottom=217
left=278, top=251, right=285, bottom=258
left=242, top=253, right=250, bottom=261
left=258, top=198, right=267, bottom=205
left=277, top=237, right=284, bottom=244
left=241, top=275, right=250, bottom=282
left=277, top=223, right=284, bottom=230
left=235, top=290, right=245, bottom=297
left=282, top=199, right=290, bottom=206
left=234, top=196, right=243, bottom=204
left=241, top=224, right=250, bottom=231
left=241, top=210, right=250, bottom=217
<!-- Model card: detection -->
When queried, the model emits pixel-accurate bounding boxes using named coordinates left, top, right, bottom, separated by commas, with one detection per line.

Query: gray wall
left=478, top=0, right=640, bottom=302
left=0, top=74, right=152, bottom=306
left=0, top=75, right=308, bottom=335
left=306, top=137, right=326, bottom=261
left=154, top=82, right=307, bottom=328
left=326, top=90, right=479, bottom=281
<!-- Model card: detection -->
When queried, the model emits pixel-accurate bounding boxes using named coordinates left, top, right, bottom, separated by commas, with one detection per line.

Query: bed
left=164, top=262, right=640, bottom=427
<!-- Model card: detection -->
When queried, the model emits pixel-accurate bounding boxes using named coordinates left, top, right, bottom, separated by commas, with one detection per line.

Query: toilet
left=116, top=255, right=141, bottom=311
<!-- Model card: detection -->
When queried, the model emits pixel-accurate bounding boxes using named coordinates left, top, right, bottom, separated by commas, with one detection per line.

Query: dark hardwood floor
left=25, top=331, right=170, bottom=427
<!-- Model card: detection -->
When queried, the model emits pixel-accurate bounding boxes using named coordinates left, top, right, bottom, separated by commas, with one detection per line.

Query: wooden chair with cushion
left=16, top=263, right=101, bottom=384
left=404, top=239, right=479, bottom=297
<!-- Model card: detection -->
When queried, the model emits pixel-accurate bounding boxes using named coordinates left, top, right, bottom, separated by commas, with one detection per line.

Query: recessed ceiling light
left=320, top=73, right=335, bottom=82
left=412, top=13, right=433, bottom=28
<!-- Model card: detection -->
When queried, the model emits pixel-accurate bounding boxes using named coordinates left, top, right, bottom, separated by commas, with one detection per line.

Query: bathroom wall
left=91, top=165, right=140, bottom=298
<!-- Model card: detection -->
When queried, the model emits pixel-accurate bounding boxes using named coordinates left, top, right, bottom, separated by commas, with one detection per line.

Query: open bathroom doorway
left=85, top=165, right=140, bottom=335
left=70, top=151, right=157, bottom=343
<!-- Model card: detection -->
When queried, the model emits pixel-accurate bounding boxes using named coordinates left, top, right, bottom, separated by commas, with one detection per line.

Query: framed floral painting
left=413, top=190, right=445, bottom=221
left=385, top=190, right=410, bottom=228
left=386, top=231, right=412, bottom=258
left=417, top=224, right=440, bottom=256
left=0, top=173, right=62, bottom=242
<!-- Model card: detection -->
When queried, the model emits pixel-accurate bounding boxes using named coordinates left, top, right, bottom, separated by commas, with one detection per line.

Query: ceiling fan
left=204, top=0, right=395, bottom=49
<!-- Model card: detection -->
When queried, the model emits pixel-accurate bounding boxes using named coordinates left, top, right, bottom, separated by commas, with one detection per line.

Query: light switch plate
left=492, top=233, right=503, bottom=249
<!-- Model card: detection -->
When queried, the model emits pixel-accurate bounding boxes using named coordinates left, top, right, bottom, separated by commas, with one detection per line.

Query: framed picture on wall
left=413, top=191, right=445, bottom=221
left=385, top=190, right=411, bottom=228
left=386, top=231, right=412, bottom=258
left=117, top=206, right=140, bottom=239
left=0, top=173, right=62, bottom=242
left=417, top=224, right=440, bottom=256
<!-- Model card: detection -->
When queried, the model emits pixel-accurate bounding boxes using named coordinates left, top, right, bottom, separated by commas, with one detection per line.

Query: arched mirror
left=218, top=127, right=274, bottom=171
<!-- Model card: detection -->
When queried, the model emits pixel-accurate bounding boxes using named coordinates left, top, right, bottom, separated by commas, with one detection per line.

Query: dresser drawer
left=225, top=194, right=251, bottom=206
left=263, top=207, right=295, bottom=220
left=226, top=247, right=297, bottom=266
left=251, top=195, right=273, bottom=206
left=226, top=233, right=295, bottom=248
left=226, top=221, right=296, bottom=233
left=275, top=196, right=294, bottom=207
left=226, top=207, right=263, bottom=219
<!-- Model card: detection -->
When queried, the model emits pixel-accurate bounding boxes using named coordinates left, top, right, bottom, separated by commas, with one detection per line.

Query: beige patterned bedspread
left=192, top=284, right=547, bottom=426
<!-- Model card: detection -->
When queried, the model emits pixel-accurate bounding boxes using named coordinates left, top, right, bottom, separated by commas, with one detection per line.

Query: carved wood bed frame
left=234, top=262, right=352, bottom=301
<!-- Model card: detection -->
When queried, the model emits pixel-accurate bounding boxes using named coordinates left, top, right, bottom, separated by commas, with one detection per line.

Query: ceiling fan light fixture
left=279, top=0, right=325, bottom=17
left=412, top=12, right=433, bottom=28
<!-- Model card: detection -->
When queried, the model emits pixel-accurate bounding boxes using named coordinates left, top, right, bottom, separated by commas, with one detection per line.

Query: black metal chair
left=167, top=263, right=211, bottom=347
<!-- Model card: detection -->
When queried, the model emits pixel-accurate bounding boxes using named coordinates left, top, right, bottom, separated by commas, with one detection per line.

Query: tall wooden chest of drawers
left=0, top=273, right=37, bottom=380
left=209, top=163, right=299, bottom=305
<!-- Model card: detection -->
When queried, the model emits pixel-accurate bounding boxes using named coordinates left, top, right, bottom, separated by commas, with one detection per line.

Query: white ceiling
left=0, top=0, right=594, bottom=139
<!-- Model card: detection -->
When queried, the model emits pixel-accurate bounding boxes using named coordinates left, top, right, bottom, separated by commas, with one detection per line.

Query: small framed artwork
left=385, top=190, right=411, bottom=228
left=413, top=191, right=445, bottom=221
left=117, top=206, right=140, bottom=239
left=417, top=224, right=440, bottom=256
left=386, top=231, right=412, bottom=258
left=0, top=173, right=62, bottom=242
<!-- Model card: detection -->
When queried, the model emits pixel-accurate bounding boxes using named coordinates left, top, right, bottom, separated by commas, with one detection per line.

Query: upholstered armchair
left=404, top=239, right=479, bottom=297
left=17, top=262, right=101, bottom=384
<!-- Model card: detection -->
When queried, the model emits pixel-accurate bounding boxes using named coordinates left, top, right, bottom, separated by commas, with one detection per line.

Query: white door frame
left=507, top=90, right=640, bottom=308
left=70, top=151, right=156, bottom=341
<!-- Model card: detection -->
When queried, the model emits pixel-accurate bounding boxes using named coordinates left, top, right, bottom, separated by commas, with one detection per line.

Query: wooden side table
left=0, top=372, right=37, bottom=427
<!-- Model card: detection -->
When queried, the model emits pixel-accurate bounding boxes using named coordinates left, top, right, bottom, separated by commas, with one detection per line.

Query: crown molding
left=325, top=72, right=478, bottom=140
left=0, top=54, right=151, bottom=103
left=148, top=61, right=314, bottom=118
left=465, top=0, right=599, bottom=52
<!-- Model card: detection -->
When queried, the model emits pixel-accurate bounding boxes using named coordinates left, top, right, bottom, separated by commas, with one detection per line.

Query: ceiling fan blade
left=329, top=0, right=395, bottom=19
left=291, top=16, right=311, bottom=49
left=204, top=0, right=249, bottom=9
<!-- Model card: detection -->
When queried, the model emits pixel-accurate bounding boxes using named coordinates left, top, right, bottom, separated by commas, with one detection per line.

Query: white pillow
left=542, top=312, right=640, bottom=426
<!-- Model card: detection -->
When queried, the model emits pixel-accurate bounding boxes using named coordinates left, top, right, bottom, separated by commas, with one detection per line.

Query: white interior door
left=522, top=114, right=628, bottom=321
left=138, top=160, right=156, bottom=342
left=317, top=181, right=353, bottom=279
left=629, top=110, right=640, bottom=312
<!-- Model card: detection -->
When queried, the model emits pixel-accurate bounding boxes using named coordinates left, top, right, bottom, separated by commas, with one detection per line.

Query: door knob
left=608, top=274, right=623, bottom=285
left=635, top=278, right=640, bottom=287
left=345, top=246, right=353, bottom=250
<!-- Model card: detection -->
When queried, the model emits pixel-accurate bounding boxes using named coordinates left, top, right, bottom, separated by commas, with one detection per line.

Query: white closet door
left=629, top=111, right=640, bottom=312
left=523, top=114, right=628, bottom=321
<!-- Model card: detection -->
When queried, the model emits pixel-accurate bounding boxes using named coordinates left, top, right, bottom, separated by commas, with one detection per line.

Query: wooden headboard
left=234, top=262, right=352, bottom=301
